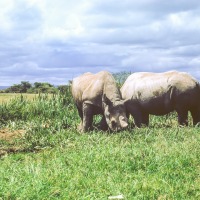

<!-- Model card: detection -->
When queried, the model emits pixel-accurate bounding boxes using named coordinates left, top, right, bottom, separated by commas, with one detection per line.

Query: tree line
left=0, top=72, right=131, bottom=94
left=0, top=81, right=70, bottom=94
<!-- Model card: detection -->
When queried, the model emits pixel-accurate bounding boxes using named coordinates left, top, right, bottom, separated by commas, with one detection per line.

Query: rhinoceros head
left=103, top=95, right=128, bottom=131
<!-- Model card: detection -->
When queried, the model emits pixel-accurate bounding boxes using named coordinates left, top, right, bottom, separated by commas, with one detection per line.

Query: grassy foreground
left=0, top=93, right=199, bottom=199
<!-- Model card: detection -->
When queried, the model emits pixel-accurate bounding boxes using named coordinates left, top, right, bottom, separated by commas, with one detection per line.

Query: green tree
left=4, top=81, right=32, bottom=93
left=5, top=84, right=21, bottom=93
left=112, top=71, right=132, bottom=87
left=20, top=81, right=32, bottom=93
left=32, top=82, right=57, bottom=93
left=57, top=85, right=70, bottom=94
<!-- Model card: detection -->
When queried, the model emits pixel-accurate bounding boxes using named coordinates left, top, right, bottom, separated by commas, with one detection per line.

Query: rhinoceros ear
left=102, top=94, right=113, bottom=107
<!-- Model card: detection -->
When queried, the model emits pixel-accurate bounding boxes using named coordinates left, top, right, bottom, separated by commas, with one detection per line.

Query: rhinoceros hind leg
left=190, top=108, right=200, bottom=126
left=177, top=110, right=188, bottom=126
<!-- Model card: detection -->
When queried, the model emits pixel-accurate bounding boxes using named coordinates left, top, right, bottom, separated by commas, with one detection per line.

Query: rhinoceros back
left=121, top=71, right=200, bottom=115
left=72, top=71, right=121, bottom=109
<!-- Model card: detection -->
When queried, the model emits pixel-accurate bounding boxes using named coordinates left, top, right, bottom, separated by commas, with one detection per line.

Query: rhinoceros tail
left=196, top=82, right=200, bottom=103
left=197, top=82, right=200, bottom=92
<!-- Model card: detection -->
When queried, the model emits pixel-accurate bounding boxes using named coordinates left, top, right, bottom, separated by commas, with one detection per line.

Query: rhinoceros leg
left=126, top=103, right=143, bottom=127
left=190, top=108, right=200, bottom=126
left=141, top=112, right=149, bottom=126
left=77, top=107, right=83, bottom=131
left=82, top=103, right=94, bottom=132
left=177, top=110, right=188, bottom=126
left=99, top=116, right=109, bottom=131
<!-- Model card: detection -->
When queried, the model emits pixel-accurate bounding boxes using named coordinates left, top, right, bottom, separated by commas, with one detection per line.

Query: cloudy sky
left=1, top=0, right=200, bottom=86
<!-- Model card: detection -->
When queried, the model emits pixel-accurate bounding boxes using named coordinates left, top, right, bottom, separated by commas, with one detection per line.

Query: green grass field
left=0, top=93, right=199, bottom=199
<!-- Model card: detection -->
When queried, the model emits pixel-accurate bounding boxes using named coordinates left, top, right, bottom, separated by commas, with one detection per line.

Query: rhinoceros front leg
left=77, top=107, right=83, bottom=131
left=126, top=102, right=143, bottom=127
left=99, top=116, right=109, bottom=131
left=141, top=112, right=149, bottom=126
left=82, top=102, right=93, bottom=132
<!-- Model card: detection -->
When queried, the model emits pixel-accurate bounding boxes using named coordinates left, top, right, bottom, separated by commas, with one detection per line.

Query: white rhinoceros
left=72, top=71, right=128, bottom=132
left=121, top=71, right=200, bottom=127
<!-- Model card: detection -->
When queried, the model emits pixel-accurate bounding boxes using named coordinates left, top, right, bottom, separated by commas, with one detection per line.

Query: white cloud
left=1, top=0, right=200, bottom=85
left=28, top=0, right=89, bottom=41
left=0, top=0, right=14, bottom=31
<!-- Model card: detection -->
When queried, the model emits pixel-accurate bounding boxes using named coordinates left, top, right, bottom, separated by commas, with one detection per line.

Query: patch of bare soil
left=0, top=129, right=26, bottom=157
left=0, top=128, right=25, bottom=141
left=0, top=146, right=22, bottom=157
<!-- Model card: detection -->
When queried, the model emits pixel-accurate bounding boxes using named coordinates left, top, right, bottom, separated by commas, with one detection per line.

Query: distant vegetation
left=0, top=72, right=131, bottom=94
left=112, top=71, right=131, bottom=85
left=0, top=81, right=70, bottom=94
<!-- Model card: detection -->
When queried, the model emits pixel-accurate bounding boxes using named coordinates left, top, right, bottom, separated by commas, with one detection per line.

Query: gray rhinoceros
left=72, top=71, right=128, bottom=132
left=121, top=71, right=200, bottom=127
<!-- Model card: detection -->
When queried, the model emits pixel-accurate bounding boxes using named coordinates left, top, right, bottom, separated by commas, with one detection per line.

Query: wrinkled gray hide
left=72, top=71, right=128, bottom=132
left=121, top=71, right=200, bottom=127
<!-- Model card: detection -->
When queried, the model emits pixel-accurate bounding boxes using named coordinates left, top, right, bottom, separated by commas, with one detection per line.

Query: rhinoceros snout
left=119, top=116, right=128, bottom=129
left=121, top=120, right=128, bottom=129
left=110, top=116, right=128, bottom=131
